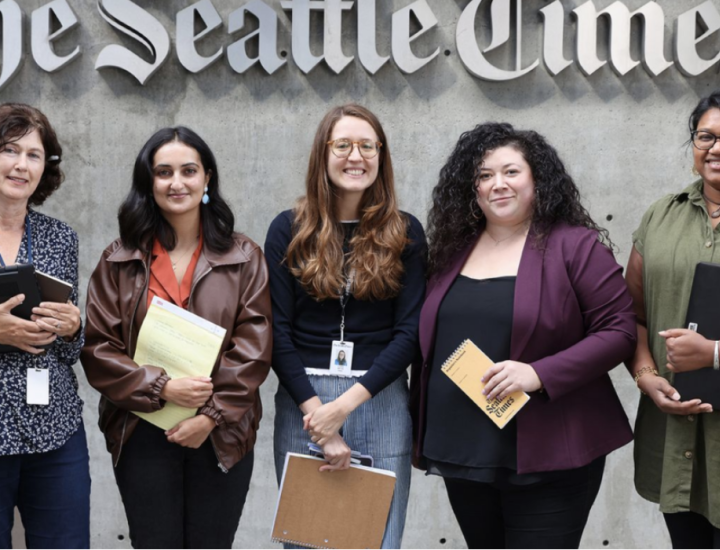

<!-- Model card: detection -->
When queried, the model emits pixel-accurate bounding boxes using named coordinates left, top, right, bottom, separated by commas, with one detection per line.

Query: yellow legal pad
left=132, top=297, right=226, bottom=431
left=441, top=339, right=530, bottom=429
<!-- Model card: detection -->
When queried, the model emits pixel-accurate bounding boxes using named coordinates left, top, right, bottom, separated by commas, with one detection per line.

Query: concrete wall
left=7, top=0, right=717, bottom=546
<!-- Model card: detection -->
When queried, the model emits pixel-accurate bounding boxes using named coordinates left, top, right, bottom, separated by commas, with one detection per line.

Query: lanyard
left=0, top=215, right=32, bottom=268
left=338, top=269, right=355, bottom=343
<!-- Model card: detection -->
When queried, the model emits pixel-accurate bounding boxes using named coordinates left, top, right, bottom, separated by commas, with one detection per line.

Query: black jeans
left=664, top=511, right=720, bottom=549
left=443, top=457, right=605, bottom=549
left=114, top=420, right=254, bottom=549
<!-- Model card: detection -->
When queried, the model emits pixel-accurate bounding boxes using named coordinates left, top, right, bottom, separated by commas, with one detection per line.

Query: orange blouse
left=147, top=235, right=203, bottom=310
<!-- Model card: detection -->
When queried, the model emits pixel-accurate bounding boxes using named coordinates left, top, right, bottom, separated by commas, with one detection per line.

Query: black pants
left=443, top=457, right=605, bottom=549
left=664, top=511, right=720, bottom=549
left=113, top=420, right=254, bottom=549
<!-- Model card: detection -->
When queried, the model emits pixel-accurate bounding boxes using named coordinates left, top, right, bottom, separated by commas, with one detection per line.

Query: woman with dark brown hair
left=0, top=103, right=89, bottom=548
left=82, top=126, right=272, bottom=549
left=265, top=104, right=426, bottom=548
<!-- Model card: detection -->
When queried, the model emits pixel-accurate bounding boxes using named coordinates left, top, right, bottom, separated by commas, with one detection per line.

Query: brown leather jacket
left=81, top=234, right=272, bottom=472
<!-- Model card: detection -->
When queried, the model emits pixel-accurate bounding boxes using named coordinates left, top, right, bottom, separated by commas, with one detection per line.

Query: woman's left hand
left=31, top=300, right=81, bottom=340
left=660, top=328, right=715, bottom=373
left=482, top=360, right=542, bottom=401
left=166, top=415, right=216, bottom=448
left=304, top=401, right=348, bottom=446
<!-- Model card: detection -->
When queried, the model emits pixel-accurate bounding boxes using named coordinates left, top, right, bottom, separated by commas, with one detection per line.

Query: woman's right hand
left=638, top=373, right=713, bottom=415
left=160, top=376, right=213, bottom=408
left=318, top=433, right=352, bottom=472
left=0, top=294, right=57, bottom=354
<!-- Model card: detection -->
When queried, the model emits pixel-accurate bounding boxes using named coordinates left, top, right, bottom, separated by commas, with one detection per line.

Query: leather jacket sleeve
left=199, top=245, right=272, bottom=427
left=81, top=245, right=169, bottom=413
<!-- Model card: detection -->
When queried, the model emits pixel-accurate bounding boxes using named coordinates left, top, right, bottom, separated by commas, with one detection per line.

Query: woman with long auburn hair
left=265, top=104, right=426, bottom=548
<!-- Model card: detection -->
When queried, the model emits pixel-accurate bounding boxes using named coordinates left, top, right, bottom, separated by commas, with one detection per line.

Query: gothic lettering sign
left=3, top=0, right=720, bottom=90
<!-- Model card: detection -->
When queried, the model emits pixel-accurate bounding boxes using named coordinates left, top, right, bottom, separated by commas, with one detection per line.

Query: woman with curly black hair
left=410, top=122, right=636, bottom=549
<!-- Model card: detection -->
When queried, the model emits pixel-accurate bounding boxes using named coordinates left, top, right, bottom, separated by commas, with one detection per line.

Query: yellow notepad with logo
left=441, top=339, right=530, bottom=429
left=132, top=297, right=226, bottom=430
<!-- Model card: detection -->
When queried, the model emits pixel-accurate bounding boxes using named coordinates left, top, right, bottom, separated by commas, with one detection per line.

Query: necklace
left=485, top=224, right=527, bottom=246
left=169, top=242, right=196, bottom=271
left=703, top=192, right=720, bottom=219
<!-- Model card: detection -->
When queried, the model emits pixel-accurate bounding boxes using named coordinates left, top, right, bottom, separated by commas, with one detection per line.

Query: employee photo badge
left=27, top=368, right=49, bottom=405
left=330, top=341, right=354, bottom=376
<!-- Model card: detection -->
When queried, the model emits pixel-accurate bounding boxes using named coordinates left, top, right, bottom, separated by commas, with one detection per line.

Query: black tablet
left=0, top=264, right=44, bottom=353
left=675, top=262, right=720, bottom=408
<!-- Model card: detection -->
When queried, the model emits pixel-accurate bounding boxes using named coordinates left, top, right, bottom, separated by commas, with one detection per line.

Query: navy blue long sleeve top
left=264, top=210, right=427, bottom=405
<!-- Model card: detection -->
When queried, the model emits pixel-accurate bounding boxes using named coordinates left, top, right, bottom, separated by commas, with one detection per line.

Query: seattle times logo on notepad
left=441, top=339, right=530, bottom=429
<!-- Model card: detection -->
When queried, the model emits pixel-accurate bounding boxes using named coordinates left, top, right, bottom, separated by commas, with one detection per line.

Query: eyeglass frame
left=691, top=130, right=720, bottom=151
left=326, top=139, right=383, bottom=159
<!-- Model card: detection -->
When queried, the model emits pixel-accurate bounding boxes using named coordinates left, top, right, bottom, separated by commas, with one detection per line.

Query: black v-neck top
left=423, top=275, right=536, bottom=483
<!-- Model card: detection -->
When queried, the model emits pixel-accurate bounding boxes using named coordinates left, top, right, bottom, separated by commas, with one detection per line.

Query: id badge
left=27, top=368, right=49, bottom=405
left=330, top=341, right=354, bottom=376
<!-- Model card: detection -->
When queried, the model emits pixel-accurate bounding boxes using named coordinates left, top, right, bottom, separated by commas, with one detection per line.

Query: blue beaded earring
left=202, top=186, right=210, bottom=205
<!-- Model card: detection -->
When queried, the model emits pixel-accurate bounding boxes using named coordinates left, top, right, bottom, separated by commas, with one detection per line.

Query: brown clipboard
left=271, top=453, right=396, bottom=549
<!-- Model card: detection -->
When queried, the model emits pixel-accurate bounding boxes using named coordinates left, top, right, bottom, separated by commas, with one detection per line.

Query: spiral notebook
left=271, top=453, right=395, bottom=549
left=441, top=339, right=530, bottom=429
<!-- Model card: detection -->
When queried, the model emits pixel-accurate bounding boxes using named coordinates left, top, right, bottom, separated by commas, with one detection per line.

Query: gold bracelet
left=634, top=366, right=659, bottom=394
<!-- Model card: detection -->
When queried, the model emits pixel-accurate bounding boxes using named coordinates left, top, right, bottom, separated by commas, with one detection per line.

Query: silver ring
left=56, top=322, right=62, bottom=330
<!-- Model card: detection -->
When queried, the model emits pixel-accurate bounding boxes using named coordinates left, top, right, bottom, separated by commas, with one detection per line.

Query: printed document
left=133, top=297, right=226, bottom=430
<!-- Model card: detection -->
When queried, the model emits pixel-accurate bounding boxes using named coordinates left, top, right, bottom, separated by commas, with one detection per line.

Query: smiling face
left=152, top=140, right=210, bottom=221
left=0, top=129, right=45, bottom=207
left=475, top=146, right=535, bottom=226
left=326, top=116, right=380, bottom=202
left=694, top=108, right=720, bottom=193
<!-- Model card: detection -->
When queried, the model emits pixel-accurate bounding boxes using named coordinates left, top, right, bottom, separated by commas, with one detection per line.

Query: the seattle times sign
left=5, top=0, right=720, bottom=90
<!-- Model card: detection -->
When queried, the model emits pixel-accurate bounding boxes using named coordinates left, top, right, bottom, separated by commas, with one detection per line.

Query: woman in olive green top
left=627, top=91, right=720, bottom=548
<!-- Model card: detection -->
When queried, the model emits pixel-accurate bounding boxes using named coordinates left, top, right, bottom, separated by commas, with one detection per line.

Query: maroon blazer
left=410, top=223, right=636, bottom=474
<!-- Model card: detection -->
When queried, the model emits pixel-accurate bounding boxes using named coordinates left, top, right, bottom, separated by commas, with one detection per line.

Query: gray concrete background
left=6, top=0, right=717, bottom=546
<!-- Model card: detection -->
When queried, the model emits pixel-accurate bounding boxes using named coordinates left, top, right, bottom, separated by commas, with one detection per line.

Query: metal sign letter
left=31, top=0, right=80, bottom=73
left=675, top=0, right=720, bottom=77
left=324, top=0, right=354, bottom=73
left=357, top=0, right=388, bottom=74
left=392, top=0, right=439, bottom=74
left=228, top=0, right=286, bottom=74
left=281, top=0, right=353, bottom=74
left=95, top=0, right=170, bottom=85
left=574, top=1, right=672, bottom=77
left=540, top=1, right=572, bottom=76
left=281, top=0, right=322, bottom=73
left=177, top=0, right=223, bottom=74
left=456, top=0, right=538, bottom=81
left=0, top=0, right=22, bottom=92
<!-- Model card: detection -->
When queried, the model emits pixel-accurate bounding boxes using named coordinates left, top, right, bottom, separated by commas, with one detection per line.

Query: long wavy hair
left=427, top=122, right=609, bottom=277
left=286, top=104, right=408, bottom=301
left=0, top=103, right=64, bottom=206
left=118, top=127, right=235, bottom=253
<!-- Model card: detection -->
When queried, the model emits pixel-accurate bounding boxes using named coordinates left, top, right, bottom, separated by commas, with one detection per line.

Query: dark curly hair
left=0, top=103, right=64, bottom=206
left=427, top=122, right=609, bottom=277
left=118, top=126, right=235, bottom=254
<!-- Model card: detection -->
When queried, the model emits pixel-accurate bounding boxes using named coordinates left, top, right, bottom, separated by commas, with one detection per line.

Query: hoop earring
left=470, top=197, right=483, bottom=221
left=202, top=186, right=210, bottom=205
left=691, top=165, right=700, bottom=177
